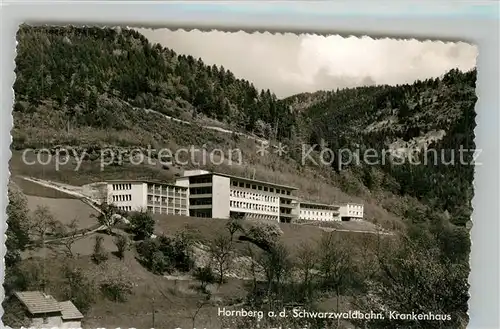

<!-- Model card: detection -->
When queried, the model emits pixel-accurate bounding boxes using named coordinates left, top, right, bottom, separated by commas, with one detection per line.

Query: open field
left=10, top=175, right=78, bottom=199
left=26, top=195, right=99, bottom=229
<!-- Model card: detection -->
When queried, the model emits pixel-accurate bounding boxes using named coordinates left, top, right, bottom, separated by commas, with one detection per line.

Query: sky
left=139, top=28, right=478, bottom=99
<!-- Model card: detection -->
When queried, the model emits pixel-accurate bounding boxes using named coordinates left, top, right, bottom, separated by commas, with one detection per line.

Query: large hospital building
left=85, top=170, right=363, bottom=223
left=180, top=170, right=297, bottom=222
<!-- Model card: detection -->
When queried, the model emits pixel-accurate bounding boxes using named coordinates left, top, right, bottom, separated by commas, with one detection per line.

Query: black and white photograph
left=4, top=25, right=477, bottom=329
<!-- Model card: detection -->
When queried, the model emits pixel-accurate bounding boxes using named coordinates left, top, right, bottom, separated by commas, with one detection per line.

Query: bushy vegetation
left=193, top=266, right=217, bottom=293
left=100, top=277, right=133, bottom=302
left=136, top=230, right=196, bottom=274
left=128, top=210, right=155, bottom=240
left=62, top=264, right=96, bottom=313
left=5, top=185, right=30, bottom=268
left=91, top=235, right=109, bottom=264
left=114, top=233, right=129, bottom=260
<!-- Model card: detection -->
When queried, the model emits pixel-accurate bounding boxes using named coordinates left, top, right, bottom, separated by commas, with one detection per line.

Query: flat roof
left=184, top=171, right=299, bottom=190
left=101, top=180, right=187, bottom=188
left=341, top=202, right=364, bottom=206
left=299, top=200, right=341, bottom=209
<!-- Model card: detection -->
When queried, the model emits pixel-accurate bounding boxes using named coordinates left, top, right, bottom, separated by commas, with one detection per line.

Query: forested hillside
left=285, top=68, right=477, bottom=226
left=14, top=25, right=294, bottom=139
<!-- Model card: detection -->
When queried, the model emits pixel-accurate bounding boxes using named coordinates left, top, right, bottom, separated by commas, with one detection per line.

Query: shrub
left=114, top=234, right=129, bottom=260
left=193, top=266, right=216, bottom=292
left=100, top=277, right=133, bottom=302
left=91, top=235, right=108, bottom=264
left=129, top=211, right=155, bottom=240
left=62, top=265, right=96, bottom=313
left=136, top=233, right=195, bottom=274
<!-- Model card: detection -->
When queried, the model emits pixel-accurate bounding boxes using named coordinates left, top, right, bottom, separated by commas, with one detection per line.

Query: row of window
left=190, top=176, right=212, bottom=184
left=231, top=180, right=292, bottom=195
left=147, top=206, right=187, bottom=215
left=190, top=187, right=212, bottom=195
left=112, top=183, right=132, bottom=191
left=246, top=213, right=279, bottom=221
left=229, top=189, right=278, bottom=203
left=191, top=210, right=212, bottom=218
left=191, top=198, right=212, bottom=206
left=300, top=210, right=337, bottom=217
left=300, top=216, right=340, bottom=222
left=112, top=194, right=132, bottom=202
left=118, top=206, right=132, bottom=211
left=148, top=195, right=187, bottom=203
left=348, top=211, right=363, bottom=216
left=230, top=200, right=279, bottom=213
left=148, top=186, right=187, bottom=196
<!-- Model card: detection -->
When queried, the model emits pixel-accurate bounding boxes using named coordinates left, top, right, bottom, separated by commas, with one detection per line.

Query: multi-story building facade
left=339, top=203, right=364, bottom=221
left=91, top=180, right=189, bottom=215
left=178, top=170, right=298, bottom=222
left=298, top=201, right=341, bottom=222
left=84, top=171, right=364, bottom=223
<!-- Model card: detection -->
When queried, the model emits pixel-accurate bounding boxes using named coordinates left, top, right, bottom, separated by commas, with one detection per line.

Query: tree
left=209, top=233, right=234, bottom=284
left=30, top=205, right=59, bottom=246
left=136, top=238, right=172, bottom=274
left=129, top=210, right=155, bottom=240
left=193, top=266, right=216, bottom=293
left=92, top=202, right=119, bottom=235
left=114, top=234, right=129, bottom=260
left=2, top=296, right=31, bottom=328
left=5, top=186, right=31, bottom=268
left=53, top=218, right=80, bottom=258
left=354, top=230, right=469, bottom=329
left=256, top=242, right=292, bottom=308
left=226, top=218, right=243, bottom=241
left=91, top=235, right=108, bottom=264
left=295, top=242, right=318, bottom=303
left=316, top=233, right=354, bottom=326
left=240, top=221, right=283, bottom=252
left=100, top=276, right=133, bottom=302
left=62, top=264, right=96, bottom=313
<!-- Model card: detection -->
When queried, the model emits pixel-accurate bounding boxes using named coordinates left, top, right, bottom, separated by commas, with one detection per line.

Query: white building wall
left=290, top=200, right=300, bottom=218
left=228, top=180, right=281, bottom=221
left=175, top=177, right=190, bottom=188
left=175, top=177, right=190, bottom=210
left=61, top=320, right=82, bottom=329
left=108, top=182, right=147, bottom=212
left=339, top=203, right=364, bottom=220
left=147, top=183, right=189, bottom=216
left=211, top=175, right=231, bottom=219
left=31, top=315, right=63, bottom=328
left=298, top=206, right=340, bottom=222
